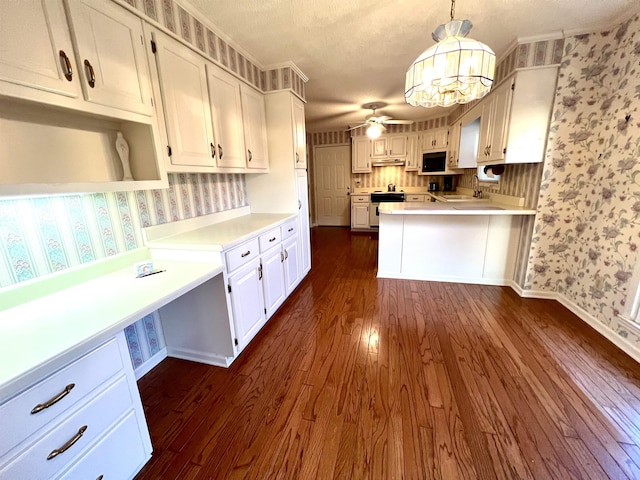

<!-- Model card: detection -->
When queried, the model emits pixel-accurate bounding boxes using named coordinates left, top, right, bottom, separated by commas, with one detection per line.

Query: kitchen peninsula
left=377, top=196, right=535, bottom=285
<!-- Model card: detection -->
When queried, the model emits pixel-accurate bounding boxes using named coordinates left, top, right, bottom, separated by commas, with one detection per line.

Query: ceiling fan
left=347, top=102, right=414, bottom=138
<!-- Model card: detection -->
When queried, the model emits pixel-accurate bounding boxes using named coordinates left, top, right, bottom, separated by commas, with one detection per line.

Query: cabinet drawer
left=225, top=238, right=260, bottom=272
left=0, top=375, right=132, bottom=480
left=281, top=219, right=297, bottom=240
left=58, top=411, right=147, bottom=480
left=258, top=228, right=281, bottom=253
left=0, top=338, right=123, bottom=459
left=406, top=194, right=426, bottom=202
left=351, top=195, right=369, bottom=203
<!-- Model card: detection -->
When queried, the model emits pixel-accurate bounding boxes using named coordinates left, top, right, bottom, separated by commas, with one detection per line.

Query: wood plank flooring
left=135, top=227, right=640, bottom=479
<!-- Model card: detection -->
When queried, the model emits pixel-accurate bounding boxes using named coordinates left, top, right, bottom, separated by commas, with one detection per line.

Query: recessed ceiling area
left=187, top=0, right=636, bottom=132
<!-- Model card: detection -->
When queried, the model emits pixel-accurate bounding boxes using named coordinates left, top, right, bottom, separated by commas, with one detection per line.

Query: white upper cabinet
left=370, top=134, right=407, bottom=159
left=477, top=67, right=557, bottom=165
left=0, top=0, right=80, bottom=99
left=292, top=97, right=307, bottom=169
left=153, top=31, right=215, bottom=168
left=240, top=84, right=269, bottom=170
left=207, top=66, right=246, bottom=169
left=446, top=121, right=462, bottom=169
left=421, top=128, right=449, bottom=152
left=405, top=134, right=420, bottom=171
left=352, top=136, right=371, bottom=173
left=65, top=0, right=153, bottom=116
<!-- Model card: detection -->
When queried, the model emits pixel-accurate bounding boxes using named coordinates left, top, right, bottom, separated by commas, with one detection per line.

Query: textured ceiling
left=187, top=0, right=635, bottom=132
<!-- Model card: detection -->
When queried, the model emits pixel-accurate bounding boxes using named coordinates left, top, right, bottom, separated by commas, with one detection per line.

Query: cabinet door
left=434, top=128, right=449, bottom=149
left=351, top=203, right=370, bottom=229
left=292, top=98, right=307, bottom=168
left=240, top=84, right=269, bottom=170
left=207, top=66, right=246, bottom=169
left=447, top=122, right=461, bottom=169
left=296, top=170, right=311, bottom=277
left=487, top=79, right=514, bottom=163
left=422, top=128, right=448, bottom=151
left=421, top=131, right=434, bottom=151
left=65, top=0, right=153, bottom=115
left=262, top=248, right=286, bottom=319
left=0, top=0, right=80, bottom=99
left=228, top=259, right=266, bottom=351
left=388, top=134, right=407, bottom=158
left=478, top=99, right=494, bottom=164
left=371, top=137, right=388, bottom=158
left=352, top=137, right=371, bottom=173
left=154, top=33, right=214, bottom=167
left=283, top=237, right=300, bottom=295
left=405, top=134, right=420, bottom=171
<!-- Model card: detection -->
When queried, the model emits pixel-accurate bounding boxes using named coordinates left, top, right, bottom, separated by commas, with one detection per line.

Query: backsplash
left=0, top=173, right=246, bottom=286
left=458, top=163, right=544, bottom=209
left=352, top=167, right=436, bottom=189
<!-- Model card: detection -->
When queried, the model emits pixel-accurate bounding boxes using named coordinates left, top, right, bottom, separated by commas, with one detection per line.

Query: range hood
left=371, top=158, right=406, bottom=167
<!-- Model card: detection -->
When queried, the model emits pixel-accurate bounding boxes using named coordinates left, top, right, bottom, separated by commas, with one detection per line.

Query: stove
left=369, top=192, right=405, bottom=227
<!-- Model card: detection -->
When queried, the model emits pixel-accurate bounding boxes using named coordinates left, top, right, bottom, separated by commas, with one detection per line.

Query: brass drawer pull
left=47, top=425, right=87, bottom=460
left=248, top=149, right=253, bottom=162
left=269, top=237, right=276, bottom=242
left=97, top=476, right=104, bottom=480
left=210, top=142, right=216, bottom=158
left=281, top=252, right=284, bottom=262
left=218, top=144, right=224, bottom=159
left=59, top=50, right=73, bottom=81
left=287, top=228, right=294, bottom=232
left=83, top=59, right=95, bottom=88
left=240, top=251, right=251, bottom=258
left=31, top=384, right=75, bottom=414
left=284, top=249, right=288, bottom=260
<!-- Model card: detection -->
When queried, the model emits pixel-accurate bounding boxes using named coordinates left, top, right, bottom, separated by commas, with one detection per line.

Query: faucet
left=473, top=174, right=482, bottom=198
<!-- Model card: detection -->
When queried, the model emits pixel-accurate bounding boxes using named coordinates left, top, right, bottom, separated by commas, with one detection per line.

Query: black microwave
left=422, top=151, right=447, bottom=173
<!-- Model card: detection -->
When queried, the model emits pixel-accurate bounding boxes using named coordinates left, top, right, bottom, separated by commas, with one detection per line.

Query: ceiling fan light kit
left=348, top=101, right=414, bottom=138
left=405, top=0, right=496, bottom=108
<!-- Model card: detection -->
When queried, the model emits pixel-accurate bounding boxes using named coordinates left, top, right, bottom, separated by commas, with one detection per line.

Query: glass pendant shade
left=405, top=19, right=495, bottom=108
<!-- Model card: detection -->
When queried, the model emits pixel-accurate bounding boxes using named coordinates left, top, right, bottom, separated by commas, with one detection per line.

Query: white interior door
left=314, top=145, right=350, bottom=226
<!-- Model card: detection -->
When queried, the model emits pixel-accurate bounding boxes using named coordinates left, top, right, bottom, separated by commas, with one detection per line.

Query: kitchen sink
left=434, top=194, right=489, bottom=202
left=452, top=205, right=504, bottom=210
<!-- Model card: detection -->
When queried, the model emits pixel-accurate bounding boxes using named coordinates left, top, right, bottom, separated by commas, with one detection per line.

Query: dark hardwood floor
left=135, top=227, right=640, bottom=479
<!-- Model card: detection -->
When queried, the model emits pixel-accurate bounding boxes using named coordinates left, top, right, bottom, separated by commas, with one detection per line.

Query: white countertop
left=0, top=249, right=223, bottom=399
left=379, top=201, right=536, bottom=216
left=145, top=213, right=295, bottom=251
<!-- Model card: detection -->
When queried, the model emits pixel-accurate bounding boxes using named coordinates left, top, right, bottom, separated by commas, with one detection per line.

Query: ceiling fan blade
left=383, top=119, right=414, bottom=125
left=347, top=123, right=369, bottom=131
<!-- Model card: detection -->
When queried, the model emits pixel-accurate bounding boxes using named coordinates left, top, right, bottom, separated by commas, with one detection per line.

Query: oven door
left=369, top=202, right=380, bottom=227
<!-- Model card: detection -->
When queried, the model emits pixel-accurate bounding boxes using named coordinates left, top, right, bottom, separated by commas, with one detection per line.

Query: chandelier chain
left=450, top=0, right=455, bottom=21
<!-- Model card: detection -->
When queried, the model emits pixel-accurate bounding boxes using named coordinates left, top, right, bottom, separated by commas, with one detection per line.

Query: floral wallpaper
left=525, top=14, right=640, bottom=341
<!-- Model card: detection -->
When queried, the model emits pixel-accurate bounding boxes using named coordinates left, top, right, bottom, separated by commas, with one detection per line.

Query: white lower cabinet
left=261, top=246, right=286, bottom=319
left=58, top=411, right=147, bottom=480
left=351, top=194, right=370, bottom=230
left=0, top=332, right=151, bottom=480
left=228, top=257, right=266, bottom=352
left=283, top=237, right=300, bottom=295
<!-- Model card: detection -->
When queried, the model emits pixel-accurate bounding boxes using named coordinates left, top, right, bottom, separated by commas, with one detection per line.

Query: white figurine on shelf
left=115, top=131, right=134, bottom=181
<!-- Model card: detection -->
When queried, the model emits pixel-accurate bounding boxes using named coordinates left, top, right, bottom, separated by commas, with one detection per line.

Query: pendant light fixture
left=405, top=0, right=495, bottom=108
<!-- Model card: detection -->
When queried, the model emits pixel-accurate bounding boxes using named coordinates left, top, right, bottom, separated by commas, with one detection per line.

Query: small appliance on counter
left=428, top=182, right=439, bottom=192
left=387, top=183, right=396, bottom=192
left=443, top=176, right=454, bottom=191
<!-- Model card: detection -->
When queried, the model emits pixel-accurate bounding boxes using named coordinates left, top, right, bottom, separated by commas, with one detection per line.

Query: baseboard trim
left=510, top=283, right=640, bottom=364
left=377, top=271, right=511, bottom=286
left=134, top=347, right=167, bottom=380
left=556, top=295, right=640, bottom=364
left=166, top=346, right=234, bottom=368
